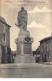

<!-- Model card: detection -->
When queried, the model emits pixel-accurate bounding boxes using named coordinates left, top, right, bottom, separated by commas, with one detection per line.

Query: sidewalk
left=39, top=62, right=52, bottom=65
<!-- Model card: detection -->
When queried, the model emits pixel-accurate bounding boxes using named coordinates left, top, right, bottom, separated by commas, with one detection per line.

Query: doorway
left=44, top=54, right=47, bottom=62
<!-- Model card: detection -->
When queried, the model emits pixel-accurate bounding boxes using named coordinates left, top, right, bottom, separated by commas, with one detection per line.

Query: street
left=0, top=62, right=52, bottom=78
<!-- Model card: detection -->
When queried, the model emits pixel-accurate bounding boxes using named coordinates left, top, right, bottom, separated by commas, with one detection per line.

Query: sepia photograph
left=0, top=0, right=52, bottom=78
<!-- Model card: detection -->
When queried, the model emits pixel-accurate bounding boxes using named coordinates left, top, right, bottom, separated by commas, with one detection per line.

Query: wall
left=0, top=20, right=11, bottom=63
left=0, top=45, right=2, bottom=63
left=40, top=39, right=52, bottom=62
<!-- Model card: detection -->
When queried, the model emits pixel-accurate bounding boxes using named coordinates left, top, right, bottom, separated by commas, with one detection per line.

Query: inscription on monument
left=24, top=43, right=31, bottom=54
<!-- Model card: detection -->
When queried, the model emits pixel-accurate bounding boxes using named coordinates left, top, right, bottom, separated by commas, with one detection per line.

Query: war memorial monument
left=0, top=7, right=52, bottom=78
left=15, top=7, right=35, bottom=63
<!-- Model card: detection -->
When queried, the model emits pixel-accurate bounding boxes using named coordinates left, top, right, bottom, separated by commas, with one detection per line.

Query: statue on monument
left=17, top=7, right=28, bottom=31
left=15, top=7, right=34, bottom=63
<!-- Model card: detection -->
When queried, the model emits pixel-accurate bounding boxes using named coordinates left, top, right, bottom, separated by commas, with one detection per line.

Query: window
left=48, top=53, right=49, bottom=57
left=47, top=43, right=49, bottom=51
left=50, top=43, right=51, bottom=51
left=41, top=45, right=43, bottom=52
left=48, top=53, right=50, bottom=59
left=4, top=34, right=5, bottom=41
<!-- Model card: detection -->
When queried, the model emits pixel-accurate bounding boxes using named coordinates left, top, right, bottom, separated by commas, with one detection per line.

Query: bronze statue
left=17, top=7, right=28, bottom=30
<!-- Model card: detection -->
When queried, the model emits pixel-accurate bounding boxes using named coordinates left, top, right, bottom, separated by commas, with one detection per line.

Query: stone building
left=39, top=36, right=52, bottom=62
left=0, top=16, right=12, bottom=63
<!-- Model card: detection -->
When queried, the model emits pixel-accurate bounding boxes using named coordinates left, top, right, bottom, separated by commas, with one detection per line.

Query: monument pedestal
left=14, top=54, right=35, bottom=63
left=14, top=29, right=35, bottom=63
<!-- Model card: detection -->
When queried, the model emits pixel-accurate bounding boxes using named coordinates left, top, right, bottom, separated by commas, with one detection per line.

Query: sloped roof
left=0, top=16, right=11, bottom=27
left=0, top=16, right=6, bottom=22
left=40, top=36, right=52, bottom=42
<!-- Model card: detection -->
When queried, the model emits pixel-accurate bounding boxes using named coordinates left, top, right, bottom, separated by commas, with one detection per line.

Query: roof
left=40, top=36, right=52, bottom=42
left=0, top=16, right=11, bottom=27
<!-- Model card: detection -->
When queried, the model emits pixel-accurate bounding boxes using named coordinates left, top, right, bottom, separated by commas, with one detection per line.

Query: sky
left=0, top=0, right=52, bottom=51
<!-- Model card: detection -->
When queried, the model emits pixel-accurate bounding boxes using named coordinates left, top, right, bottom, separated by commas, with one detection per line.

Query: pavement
left=39, top=62, right=52, bottom=65
left=0, top=62, right=52, bottom=78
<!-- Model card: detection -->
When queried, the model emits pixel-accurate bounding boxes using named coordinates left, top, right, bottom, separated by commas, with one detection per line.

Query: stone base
left=14, top=54, right=35, bottom=63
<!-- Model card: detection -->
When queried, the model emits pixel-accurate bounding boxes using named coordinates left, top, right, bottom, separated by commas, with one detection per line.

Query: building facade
left=0, top=16, right=12, bottom=63
left=40, top=36, right=52, bottom=62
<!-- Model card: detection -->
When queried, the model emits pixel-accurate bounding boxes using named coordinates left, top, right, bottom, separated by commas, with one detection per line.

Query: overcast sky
left=0, top=0, right=52, bottom=51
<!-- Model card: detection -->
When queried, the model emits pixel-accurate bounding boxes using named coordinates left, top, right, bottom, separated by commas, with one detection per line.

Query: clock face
left=25, top=36, right=31, bottom=42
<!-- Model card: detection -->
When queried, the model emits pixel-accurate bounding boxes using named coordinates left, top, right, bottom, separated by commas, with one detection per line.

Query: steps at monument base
left=14, top=54, right=35, bottom=63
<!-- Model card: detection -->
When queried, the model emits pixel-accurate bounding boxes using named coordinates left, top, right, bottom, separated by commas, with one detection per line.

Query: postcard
left=0, top=0, right=52, bottom=78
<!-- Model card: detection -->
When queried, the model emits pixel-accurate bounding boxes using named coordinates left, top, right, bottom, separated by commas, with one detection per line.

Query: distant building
left=33, top=46, right=40, bottom=63
left=11, top=51, right=16, bottom=63
left=0, top=16, right=12, bottom=63
left=39, top=36, right=52, bottom=62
